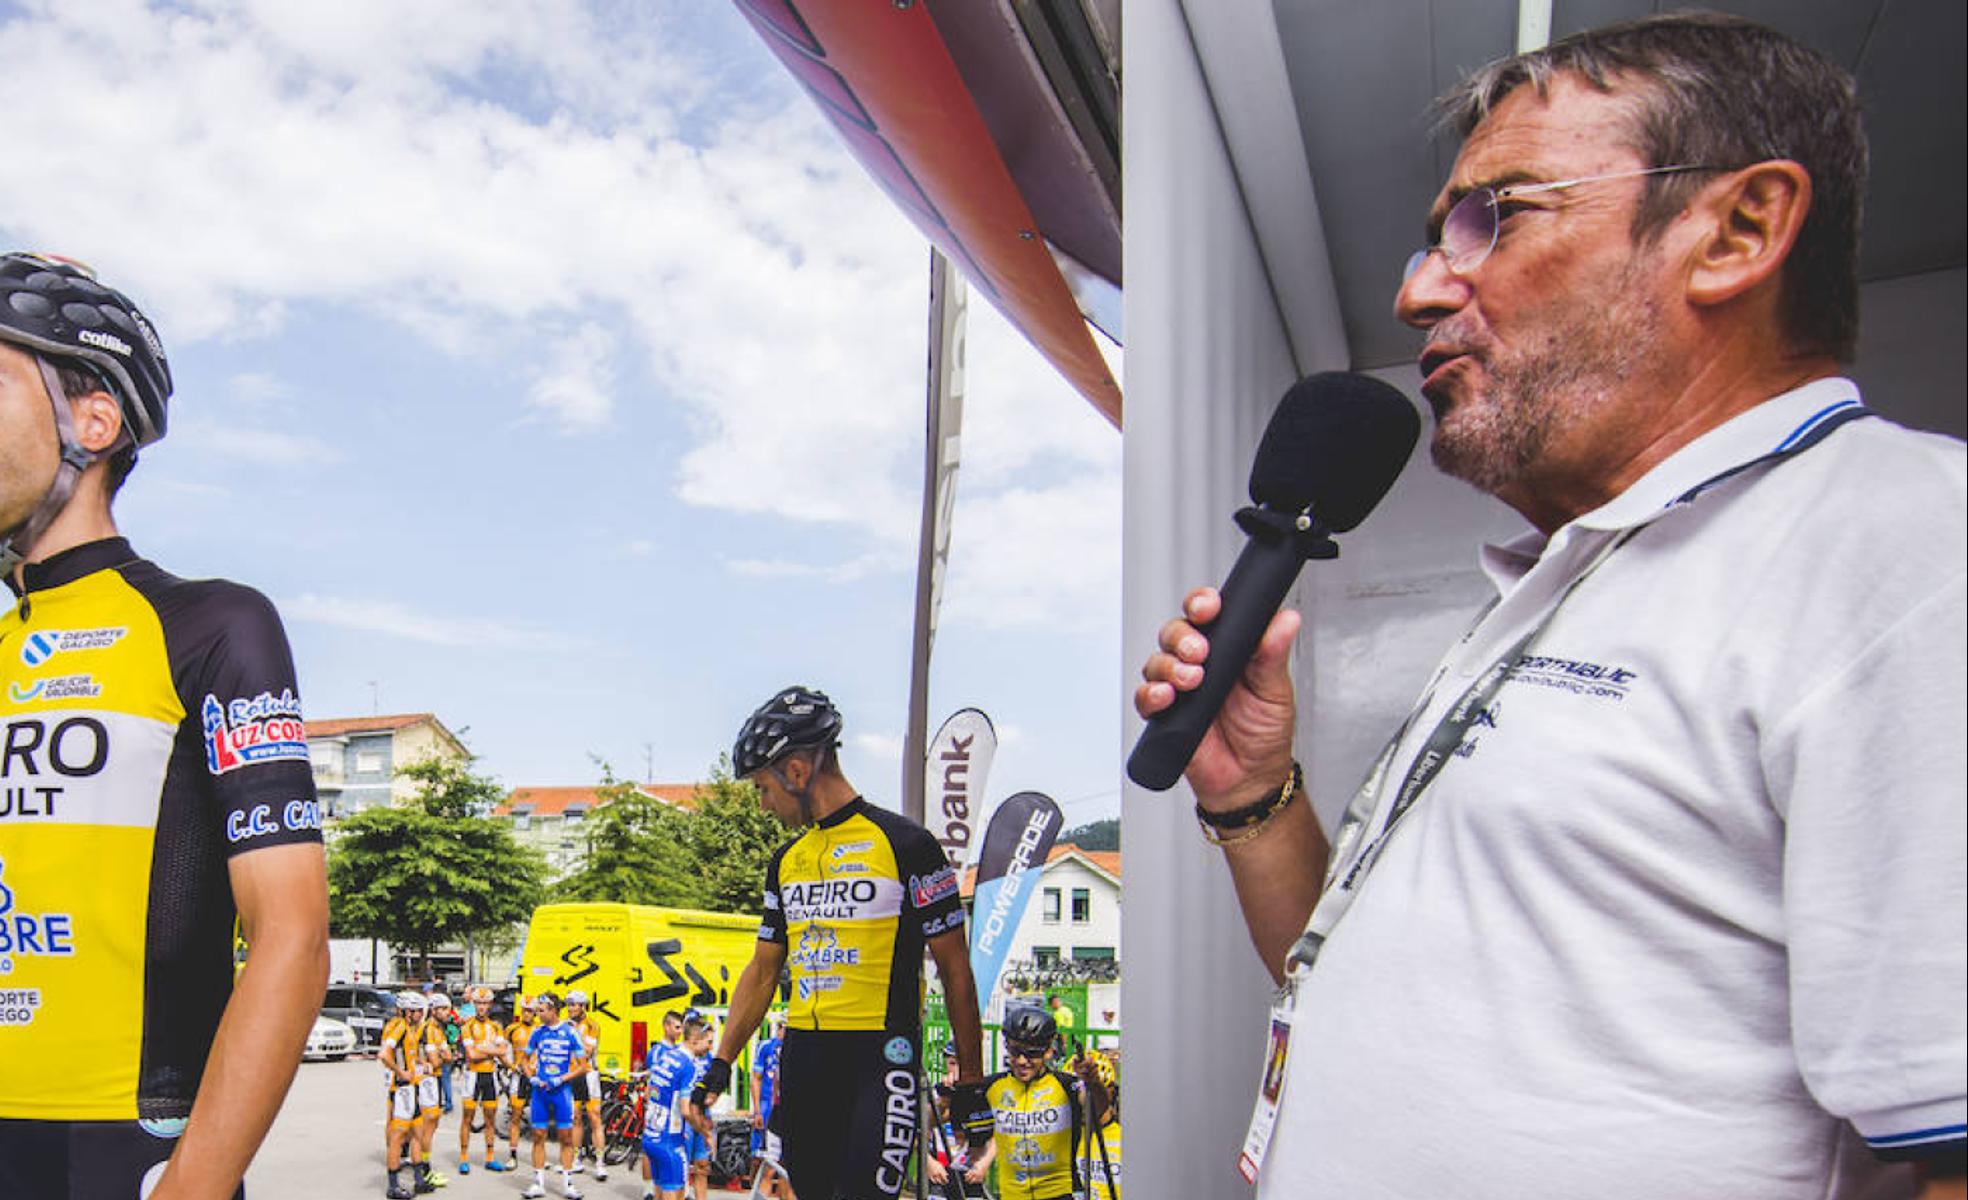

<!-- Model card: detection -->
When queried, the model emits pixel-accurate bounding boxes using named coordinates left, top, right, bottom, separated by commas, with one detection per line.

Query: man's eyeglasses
left=1005, top=1046, right=1048, bottom=1062
left=1403, top=164, right=1730, bottom=282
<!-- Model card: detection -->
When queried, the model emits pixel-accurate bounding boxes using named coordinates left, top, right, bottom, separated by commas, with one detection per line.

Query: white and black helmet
left=0, top=254, right=173, bottom=576
left=733, top=686, right=843, bottom=777
left=0, top=253, right=171, bottom=447
left=1002, top=1005, right=1057, bottom=1051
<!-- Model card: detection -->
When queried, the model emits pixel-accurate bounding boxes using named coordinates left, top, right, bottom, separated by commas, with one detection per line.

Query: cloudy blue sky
left=0, top=0, right=1123, bottom=823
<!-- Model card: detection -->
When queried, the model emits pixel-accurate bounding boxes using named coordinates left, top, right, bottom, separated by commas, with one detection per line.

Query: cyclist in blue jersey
left=521, top=993, right=588, bottom=1200
left=639, top=1031, right=703, bottom=1200
left=750, top=1012, right=790, bottom=1197
left=682, top=1014, right=716, bottom=1200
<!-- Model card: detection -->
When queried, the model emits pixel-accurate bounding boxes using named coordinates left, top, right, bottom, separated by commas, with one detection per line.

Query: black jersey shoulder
left=111, top=560, right=299, bottom=704
left=849, top=798, right=951, bottom=874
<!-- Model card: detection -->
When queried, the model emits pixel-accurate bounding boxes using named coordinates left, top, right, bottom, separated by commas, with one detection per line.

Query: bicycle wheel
left=600, top=1100, right=636, bottom=1166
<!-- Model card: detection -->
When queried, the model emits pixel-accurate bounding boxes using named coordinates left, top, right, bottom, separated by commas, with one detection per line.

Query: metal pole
left=903, top=248, right=967, bottom=823
left=906, top=246, right=967, bottom=1199
left=1516, top=0, right=1552, bottom=52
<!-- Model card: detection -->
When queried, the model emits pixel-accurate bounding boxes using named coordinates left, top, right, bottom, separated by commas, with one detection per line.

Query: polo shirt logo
left=1507, top=653, right=1641, bottom=702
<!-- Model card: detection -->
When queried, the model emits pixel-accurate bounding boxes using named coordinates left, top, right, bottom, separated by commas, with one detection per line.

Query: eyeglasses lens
left=1405, top=188, right=1499, bottom=282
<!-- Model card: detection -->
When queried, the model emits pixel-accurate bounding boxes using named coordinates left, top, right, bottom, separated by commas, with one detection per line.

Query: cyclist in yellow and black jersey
left=504, top=1004, right=539, bottom=1170
left=563, top=989, right=608, bottom=1181
left=966, top=1007, right=1085, bottom=1200
left=1074, top=1050, right=1120, bottom=1200
left=0, top=253, right=329, bottom=1200
left=694, top=687, right=993, bottom=1200
left=381, top=992, right=442, bottom=1198
left=458, top=985, right=513, bottom=1177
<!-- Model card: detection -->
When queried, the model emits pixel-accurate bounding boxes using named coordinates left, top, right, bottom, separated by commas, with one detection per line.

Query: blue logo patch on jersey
left=19, top=627, right=124, bottom=667
left=20, top=632, right=58, bottom=667
left=883, top=1035, right=913, bottom=1066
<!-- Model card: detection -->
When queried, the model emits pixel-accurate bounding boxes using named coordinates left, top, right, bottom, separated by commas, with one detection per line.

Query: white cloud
left=940, top=473, right=1122, bottom=634
left=527, top=322, right=616, bottom=433
left=852, top=731, right=904, bottom=762
left=172, top=421, right=341, bottom=465
left=0, top=1, right=1122, bottom=631
left=150, top=477, right=231, bottom=500
left=723, top=552, right=899, bottom=584
left=283, top=593, right=582, bottom=650
left=227, top=371, right=294, bottom=405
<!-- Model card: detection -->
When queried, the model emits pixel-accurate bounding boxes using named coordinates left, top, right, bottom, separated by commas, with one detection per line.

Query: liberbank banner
left=967, top=790, right=1062, bottom=1004
left=926, top=707, right=996, bottom=868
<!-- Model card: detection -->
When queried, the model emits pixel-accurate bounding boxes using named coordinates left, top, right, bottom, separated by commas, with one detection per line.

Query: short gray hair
left=1439, top=11, right=1867, bottom=362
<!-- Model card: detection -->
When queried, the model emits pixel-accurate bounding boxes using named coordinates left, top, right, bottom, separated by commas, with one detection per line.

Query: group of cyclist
left=375, top=983, right=748, bottom=1200
left=370, top=685, right=1125, bottom=1200
left=0, top=250, right=1133, bottom=1200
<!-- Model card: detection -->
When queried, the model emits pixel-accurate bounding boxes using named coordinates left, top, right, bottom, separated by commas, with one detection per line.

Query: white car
left=304, top=1014, right=358, bottom=1062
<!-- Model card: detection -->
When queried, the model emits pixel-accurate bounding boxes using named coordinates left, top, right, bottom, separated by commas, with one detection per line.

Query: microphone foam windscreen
left=1248, top=372, right=1420, bottom=532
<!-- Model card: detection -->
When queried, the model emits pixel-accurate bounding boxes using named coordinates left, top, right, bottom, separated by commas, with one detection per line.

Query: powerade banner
left=966, top=790, right=1062, bottom=1007
left=926, top=708, right=996, bottom=868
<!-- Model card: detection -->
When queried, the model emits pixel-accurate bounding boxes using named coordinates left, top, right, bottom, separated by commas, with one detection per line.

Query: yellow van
left=518, top=902, right=779, bottom=1077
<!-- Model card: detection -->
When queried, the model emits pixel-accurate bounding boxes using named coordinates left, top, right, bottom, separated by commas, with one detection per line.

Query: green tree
left=1060, top=817, right=1120, bottom=852
left=551, top=773, right=705, bottom=907
left=397, top=755, right=507, bottom=819
left=678, top=757, right=788, bottom=914
left=327, top=760, right=547, bottom=978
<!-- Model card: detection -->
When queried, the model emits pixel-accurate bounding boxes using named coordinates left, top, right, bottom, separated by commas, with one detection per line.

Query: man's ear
left=1685, top=160, right=1813, bottom=309
left=69, top=389, right=126, bottom=456
left=783, top=753, right=812, bottom=790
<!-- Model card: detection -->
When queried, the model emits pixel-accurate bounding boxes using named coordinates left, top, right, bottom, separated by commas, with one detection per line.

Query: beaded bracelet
left=1195, top=761, right=1303, bottom=846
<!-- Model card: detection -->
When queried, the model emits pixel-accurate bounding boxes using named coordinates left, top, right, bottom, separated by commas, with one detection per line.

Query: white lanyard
left=1283, top=398, right=1871, bottom=976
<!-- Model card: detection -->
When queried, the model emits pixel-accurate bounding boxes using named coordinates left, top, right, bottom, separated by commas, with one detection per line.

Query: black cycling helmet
left=733, top=686, right=844, bottom=777
left=0, top=253, right=172, bottom=447
left=1002, top=1005, right=1057, bottom=1051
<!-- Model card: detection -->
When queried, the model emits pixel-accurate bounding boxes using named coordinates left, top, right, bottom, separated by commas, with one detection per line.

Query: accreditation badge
left=1237, top=979, right=1298, bottom=1183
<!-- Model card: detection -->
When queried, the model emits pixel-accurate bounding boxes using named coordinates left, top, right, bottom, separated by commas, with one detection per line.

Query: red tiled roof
left=305, top=713, right=439, bottom=738
left=493, top=783, right=702, bottom=818
left=641, top=784, right=702, bottom=810
left=959, top=842, right=1121, bottom=898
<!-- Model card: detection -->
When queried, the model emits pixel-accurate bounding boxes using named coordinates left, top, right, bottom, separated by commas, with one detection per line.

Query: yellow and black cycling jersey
left=985, top=1068, right=1083, bottom=1200
left=758, top=797, right=962, bottom=1033
left=1083, top=1117, right=1120, bottom=1200
left=462, top=1016, right=504, bottom=1073
left=382, top=1015, right=448, bottom=1083
left=573, top=1013, right=600, bottom=1064
left=503, top=1007, right=535, bottom=1062
left=0, top=538, right=321, bottom=1122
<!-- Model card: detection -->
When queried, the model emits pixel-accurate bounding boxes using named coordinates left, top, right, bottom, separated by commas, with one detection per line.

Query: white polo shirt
left=1260, top=379, right=1966, bottom=1199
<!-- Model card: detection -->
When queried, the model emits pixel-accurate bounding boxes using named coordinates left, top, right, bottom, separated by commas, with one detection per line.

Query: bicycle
left=598, top=1073, right=648, bottom=1168
left=487, top=1063, right=516, bottom=1141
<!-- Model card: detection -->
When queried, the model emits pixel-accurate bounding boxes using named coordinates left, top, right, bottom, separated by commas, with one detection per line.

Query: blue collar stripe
left=1775, top=397, right=1864, bottom=453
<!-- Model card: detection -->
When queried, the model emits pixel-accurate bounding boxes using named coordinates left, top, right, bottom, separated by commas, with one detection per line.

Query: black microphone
left=1127, top=372, right=1420, bottom=792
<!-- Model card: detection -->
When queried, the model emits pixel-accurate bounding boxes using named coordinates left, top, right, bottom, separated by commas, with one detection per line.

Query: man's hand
left=691, top=1057, right=732, bottom=1110
left=1135, top=587, right=1301, bottom=811
left=949, top=1081, right=992, bottom=1149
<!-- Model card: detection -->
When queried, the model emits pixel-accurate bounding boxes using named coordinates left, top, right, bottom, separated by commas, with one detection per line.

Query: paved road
left=246, top=1057, right=755, bottom=1199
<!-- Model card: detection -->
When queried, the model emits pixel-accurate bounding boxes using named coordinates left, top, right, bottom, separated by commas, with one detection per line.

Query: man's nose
left=1395, top=250, right=1471, bottom=330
